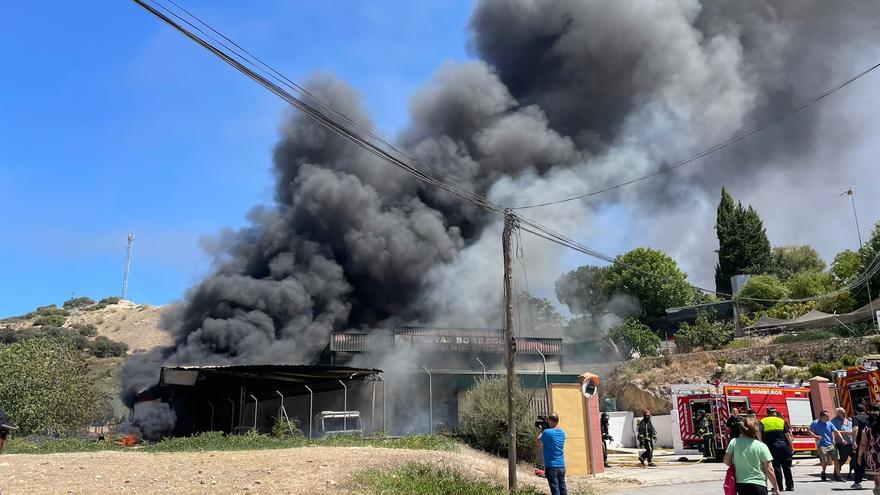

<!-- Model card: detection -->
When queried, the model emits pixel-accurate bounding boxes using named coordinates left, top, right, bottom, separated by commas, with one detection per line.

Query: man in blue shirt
left=539, top=412, right=567, bottom=495
left=810, top=410, right=845, bottom=481
left=830, top=407, right=853, bottom=482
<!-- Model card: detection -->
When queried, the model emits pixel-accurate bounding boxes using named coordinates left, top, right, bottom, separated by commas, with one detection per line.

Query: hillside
left=2, top=298, right=171, bottom=353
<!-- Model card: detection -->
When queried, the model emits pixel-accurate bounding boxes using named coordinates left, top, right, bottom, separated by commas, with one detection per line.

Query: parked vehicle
left=672, top=382, right=817, bottom=458
left=315, top=410, right=362, bottom=436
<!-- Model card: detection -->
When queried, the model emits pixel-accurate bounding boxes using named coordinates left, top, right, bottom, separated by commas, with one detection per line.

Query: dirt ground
left=0, top=445, right=630, bottom=494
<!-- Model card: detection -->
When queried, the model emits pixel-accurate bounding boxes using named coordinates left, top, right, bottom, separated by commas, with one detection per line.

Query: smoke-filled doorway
left=133, top=364, right=381, bottom=438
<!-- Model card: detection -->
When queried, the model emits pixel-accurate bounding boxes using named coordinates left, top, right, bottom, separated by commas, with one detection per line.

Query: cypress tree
left=714, top=188, right=771, bottom=294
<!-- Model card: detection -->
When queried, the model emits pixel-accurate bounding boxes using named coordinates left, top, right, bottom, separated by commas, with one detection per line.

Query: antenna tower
left=122, top=233, right=134, bottom=300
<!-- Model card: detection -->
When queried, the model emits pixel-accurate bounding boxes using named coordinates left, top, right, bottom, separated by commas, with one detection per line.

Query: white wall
left=622, top=414, right=674, bottom=449
left=607, top=411, right=634, bottom=449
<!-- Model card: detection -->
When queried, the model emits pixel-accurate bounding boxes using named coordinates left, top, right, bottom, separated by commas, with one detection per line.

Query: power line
left=512, top=61, right=880, bottom=210
left=517, top=211, right=880, bottom=305
left=132, top=0, right=503, bottom=215
left=132, top=0, right=880, bottom=309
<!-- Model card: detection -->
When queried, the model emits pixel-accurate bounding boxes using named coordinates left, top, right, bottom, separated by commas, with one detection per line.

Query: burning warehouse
left=135, top=365, right=381, bottom=438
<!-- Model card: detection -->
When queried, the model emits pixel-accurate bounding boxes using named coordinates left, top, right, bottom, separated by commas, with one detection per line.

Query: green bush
left=869, top=336, right=880, bottom=354
left=771, top=330, right=835, bottom=345
left=738, top=275, right=789, bottom=309
left=33, top=314, right=66, bottom=327
left=0, top=338, right=103, bottom=435
left=98, top=297, right=121, bottom=305
left=808, top=361, right=839, bottom=380
left=675, top=311, right=735, bottom=352
left=74, top=324, right=98, bottom=337
left=459, top=377, right=539, bottom=463
left=609, top=318, right=660, bottom=358
left=88, top=336, right=128, bottom=358
left=63, top=297, right=96, bottom=309
left=270, top=415, right=303, bottom=438
left=757, top=366, right=779, bottom=381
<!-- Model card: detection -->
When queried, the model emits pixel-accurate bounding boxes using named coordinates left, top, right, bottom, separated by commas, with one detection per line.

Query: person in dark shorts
left=831, top=407, right=854, bottom=482
left=851, top=403, right=871, bottom=489
left=760, top=407, right=794, bottom=491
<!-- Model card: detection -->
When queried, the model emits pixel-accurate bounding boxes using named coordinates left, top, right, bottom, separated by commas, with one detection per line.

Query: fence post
left=339, top=380, right=348, bottom=432
left=423, top=367, right=433, bottom=434
left=377, top=374, right=386, bottom=433
left=226, top=398, right=235, bottom=433
left=250, top=394, right=258, bottom=431
left=305, top=385, right=314, bottom=438
left=207, top=402, right=214, bottom=431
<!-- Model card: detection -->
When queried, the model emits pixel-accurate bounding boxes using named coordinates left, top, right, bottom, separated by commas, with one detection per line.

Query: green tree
left=715, top=188, right=772, bottom=294
left=737, top=274, right=789, bottom=309
left=785, top=271, right=834, bottom=298
left=0, top=338, right=102, bottom=435
left=608, top=318, right=660, bottom=358
left=853, top=220, right=880, bottom=307
left=832, top=250, right=862, bottom=283
left=768, top=246, right=826, bottom=281
left=604, top=247, right=696, bottom=317
left=459, top=377, right=539, bottom=462
left=554, top=266, right=608, bottom=317
left=676, top=311, right=735, bottom=352
left=515, top=294, right=566, bottom=335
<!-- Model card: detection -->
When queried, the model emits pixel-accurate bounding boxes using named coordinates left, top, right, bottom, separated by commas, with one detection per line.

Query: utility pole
left=122, top=233, right=134, bottom=300
left=840, top=188, right=876, bottom=329
left=502, top=209, right=517, bottom=492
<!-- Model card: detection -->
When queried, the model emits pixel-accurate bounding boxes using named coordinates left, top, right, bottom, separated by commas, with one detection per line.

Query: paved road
left=606, top=454, right=874, bottom=494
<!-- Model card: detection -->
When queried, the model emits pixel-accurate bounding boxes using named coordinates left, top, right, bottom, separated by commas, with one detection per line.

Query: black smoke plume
left=120, top=1, right=880, bottom=431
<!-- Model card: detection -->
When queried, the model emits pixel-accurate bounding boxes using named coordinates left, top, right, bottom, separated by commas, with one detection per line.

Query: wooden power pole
left=502, top=209, right=518, bottom=492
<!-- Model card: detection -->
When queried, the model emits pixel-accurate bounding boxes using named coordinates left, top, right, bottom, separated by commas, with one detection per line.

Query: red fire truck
left=673, top=382, right=818, bottom=457
left=835, top=358, right=880, bottom=415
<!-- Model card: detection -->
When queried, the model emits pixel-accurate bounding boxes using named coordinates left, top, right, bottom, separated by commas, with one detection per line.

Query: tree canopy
left=715, top=188, right=771, bottom=294
left=785, top=271, right=834, bottom=299
left=768, top=245, right=826, bottom=281
left=832, top=250, right=862, bottom=283
left=554, top=265, right=608, bottom=316
left=603, top=247, right=696, bottom=317
left=737, top=274, right=789, bottom=309
left=0, top=338, right=105, bottom=435
left=608, top=318, right=660, bottom=358
left=515, top=293, right=566, bottom=336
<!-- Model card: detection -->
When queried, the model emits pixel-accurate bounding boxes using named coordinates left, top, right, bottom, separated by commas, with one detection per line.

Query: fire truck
left=672, top=382, right=818, bottom=458
left=834, top=356, right=880, bottom=415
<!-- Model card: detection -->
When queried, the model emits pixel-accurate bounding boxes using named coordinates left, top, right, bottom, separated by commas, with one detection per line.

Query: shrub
left=675, top=311, right=735, bottom=352
left=757, top=366, right=779, bottom=381
left=74, top=324, right=98, bottom=337
left=869, top=336, right=880, bottom=354
left=0, top=338, right=102, bottom=435
left=459, top=377, right=539, bottom=463
left=98, top=297, right=121, bottom=305
left=88, top=336, right=128, bottom=358
left=63, top=297, right=96, bottom=309
left=609, top=318, right=660, bottom=358
left=32, top=314, right=66, bottom=327
left=271, top=415, right=303, bottom=438
left=738, top=275, right=789, bottom=309
left=808, top=361, right=840, bottom=380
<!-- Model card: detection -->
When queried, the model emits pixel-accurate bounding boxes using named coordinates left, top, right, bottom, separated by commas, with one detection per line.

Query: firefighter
left=761, top=407, right=794, bottom=492
left=637, top=409, right=657, bottom=467
left=696, top=409, right=715, bottom=460
left=600, top=412, right=612, bottom=468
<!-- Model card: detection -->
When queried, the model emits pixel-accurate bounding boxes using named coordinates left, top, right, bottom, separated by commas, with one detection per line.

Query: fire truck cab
left=672, top=382, right=817, bottom=458
left=834, top=356, right=880, bottom=415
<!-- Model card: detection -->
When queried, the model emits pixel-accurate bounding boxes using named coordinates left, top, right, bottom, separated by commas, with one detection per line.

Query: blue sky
left=0, top=1, right=474, bottom=317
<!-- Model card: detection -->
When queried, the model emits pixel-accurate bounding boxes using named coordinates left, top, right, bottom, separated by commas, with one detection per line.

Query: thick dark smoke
left=120, top=1, right=880, bottom=432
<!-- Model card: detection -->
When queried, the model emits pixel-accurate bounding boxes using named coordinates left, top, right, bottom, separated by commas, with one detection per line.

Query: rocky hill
left=1, top=298, right=171, bottom=353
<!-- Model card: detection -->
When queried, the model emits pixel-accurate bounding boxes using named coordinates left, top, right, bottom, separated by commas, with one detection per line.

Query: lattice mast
left=121, top=233, right=134, bottom=300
